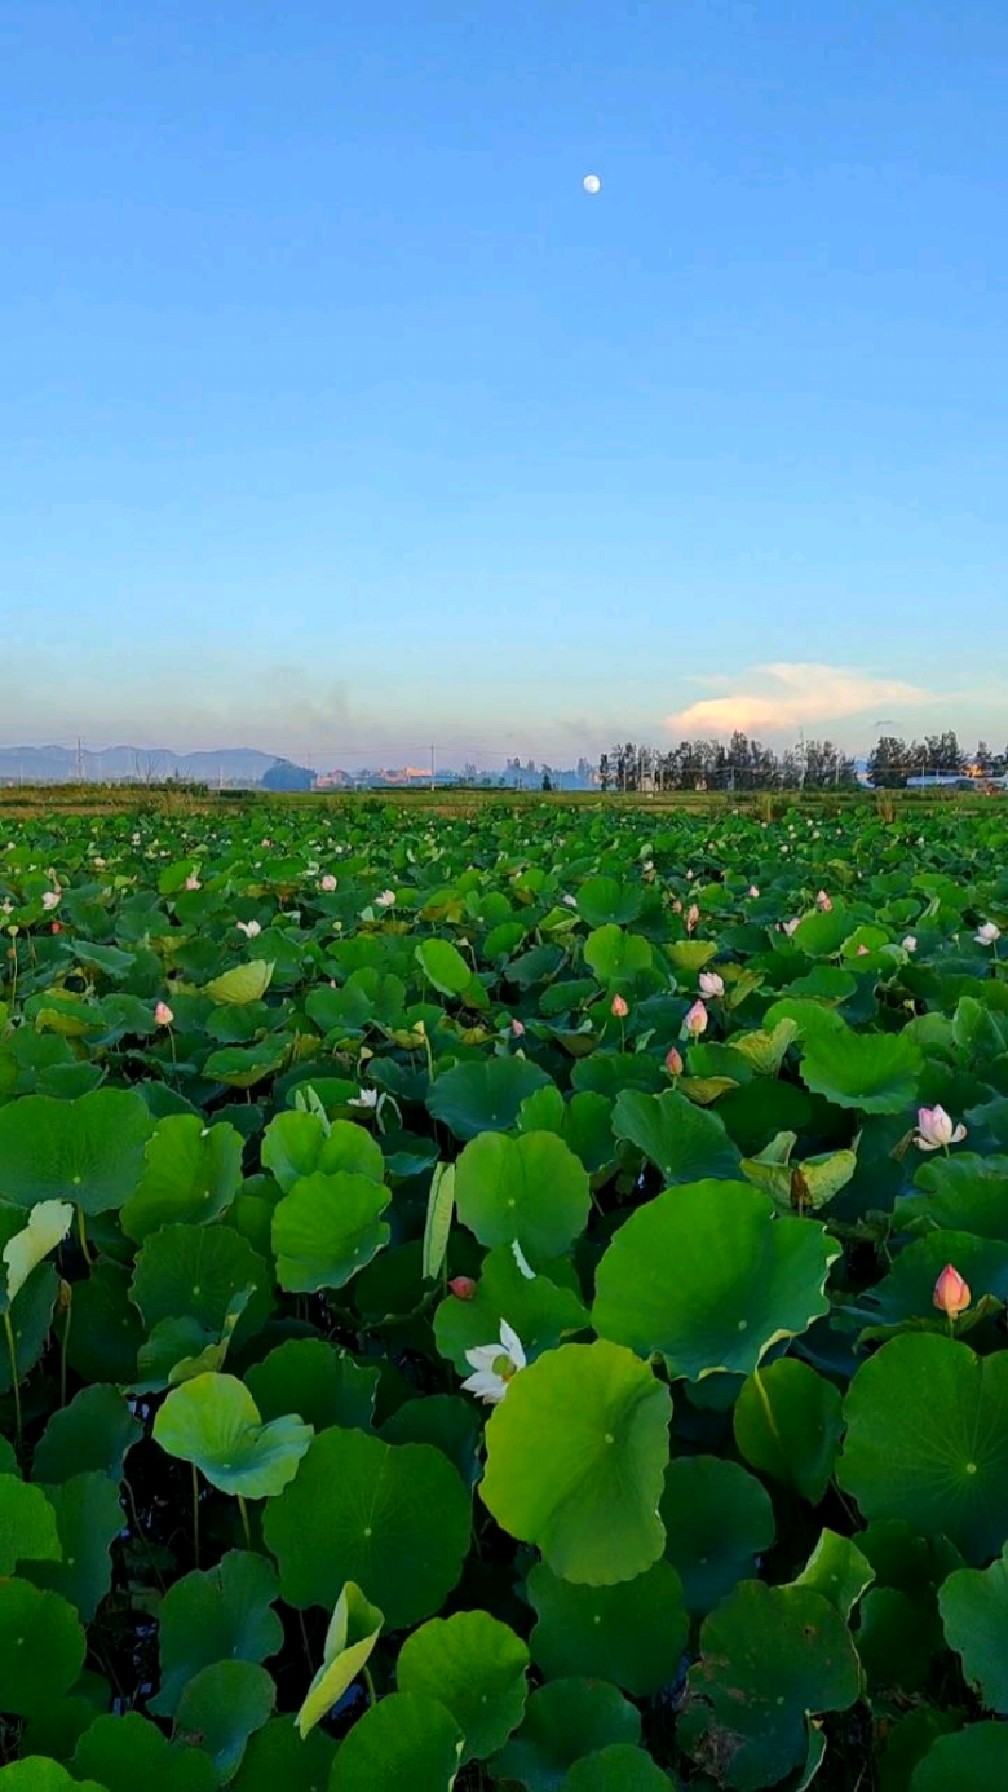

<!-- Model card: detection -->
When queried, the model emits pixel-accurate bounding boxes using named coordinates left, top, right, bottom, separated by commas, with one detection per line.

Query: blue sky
left=3, top=0, right=1007, bottom=768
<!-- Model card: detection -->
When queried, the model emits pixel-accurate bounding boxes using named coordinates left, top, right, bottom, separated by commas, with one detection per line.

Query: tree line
left=599, top=731, right=1008, bottom=792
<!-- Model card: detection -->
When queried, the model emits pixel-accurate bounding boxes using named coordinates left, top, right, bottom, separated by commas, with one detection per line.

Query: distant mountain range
left=0, top=745, right=290, bottom=785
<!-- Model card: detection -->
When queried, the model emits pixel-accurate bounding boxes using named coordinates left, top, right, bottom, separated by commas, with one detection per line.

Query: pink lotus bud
left=748, top=885, right=760, bottom=899
left=184, top=874, right=201, bottom=891
left=320, top=873, right=337, bottom=892
left=510, top=1017, right=525, bottom=1037
left=933, top=1263, right=970, bottom=1318
left=686, top=904, right=700, bottom=934
left=261, top=837, right=272, bottom=847
left=51, top=920, right=62, bottom=934
left=611, top=994, right=629, bottom=1019
left=782, top=917, right=800, bottom=937
left=665, top=1046, right=683, bottom=1076
left=698, top=971, right=724, bottom=999
left=856, top=944, right=870, bottom=956
left=449, top=1276, right=477, bottom=1300
left=685, top=1000, right=708, bottom=1038
left=816, top=890, right=832, bottom=912
left=155, top=1001, right=174, bottom=1027
left=671, top=898, right=683, bottom=915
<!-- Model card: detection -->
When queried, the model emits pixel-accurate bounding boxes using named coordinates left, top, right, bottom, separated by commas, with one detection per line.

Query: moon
left=582, top=174, right=602, bottom=195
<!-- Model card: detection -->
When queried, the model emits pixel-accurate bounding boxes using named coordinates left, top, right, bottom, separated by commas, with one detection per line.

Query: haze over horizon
left=4, top=1, right=1007, bottom=763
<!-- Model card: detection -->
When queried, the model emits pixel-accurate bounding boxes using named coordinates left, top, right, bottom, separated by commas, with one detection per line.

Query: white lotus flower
left=348, top=1088, right=379, bottom=1110
left=698, top=972, right=724, bottom=999
left=375, top=890, right=396, bottom=909
left=976, top=922, right=1001, bottom=947
left=236, top=919, right=261, bottom=937
left=781, top=917, right=800, bottom=937
left=915, top=1105, right=967, bottom=1152
left=41, top=890, right=60, bottom=911
left=462, top=1320, right=526, bottom=1406
left=902, top=935, right=917, bottom=952
left=562, top=893, right=577, bottom=908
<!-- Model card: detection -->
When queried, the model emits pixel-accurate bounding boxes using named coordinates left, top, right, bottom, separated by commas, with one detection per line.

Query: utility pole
left=430, top=743, right=436, bottom=790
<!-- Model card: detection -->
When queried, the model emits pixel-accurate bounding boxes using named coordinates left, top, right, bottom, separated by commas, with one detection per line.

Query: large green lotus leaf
left=297, top=1581, right=382, bottom=1739
left=121, top=1117, right=244, bottom=1240
left=380, top=1395, right=482, bottom=1486
left=561, top=1745, right=673, bottom=1791
left=426, top=1057, right=552, bottom=1141
left=453, top=1130, right=591, bottom=1262
left=203, top=959, right=275, bottom=1005
left=0, top=1261, right=58, bottom=1393
left=660, top=1455, right=775, bottom=1616
left=856, top=1585, right=943, bottom=1695
left=517, top=1089, right=615, bottom=1176
left=854, top=1230, right=1008, bottom=1339
left=153, top=1372, right=313, bottom=1499
left=261, top=1113, right=384, bottom=1193
left=740, top=1146, right=857, bottom=1215
left=733, top=1358, right=844, bottom=1502
left=3, top=1199, right=73, bottom=1304
left=910, top=1723, right=1008, bottom=1791
left=204, top=1040, right=291, bottom=1089
left=245, top=1339, right=379, bottom=1434
left=683, top=1582, right=861, bottom=1792
left=0, top=1765, right=105, bottom=1792
left=63, top=1260, right=144, bottom=1384
left=0, top=1475, right=60, bottom=1574
left=493, top=1678, right=641, bottom=1792
left=938, top=1545, right=1008, bottom=1713
left=793, top=1528, right=875, bottom=1620
left=263, top=1427, right=470, bottom=1627
left=611, top=1089, right=740, bottom=1183
left=130, top=1222, right=272, bottom=1348
left=793, top=905, right=858, bottom=956
left=72, top=1712, right=218, bottom=1792
left=33, top=1384, right=142, bottom=1484
left=480, top=1339, right=671, bottom=1585
left=838, top=1334, right=1008, bottom=1563
left=415, top=938, right=472, bottom=997
left=0, top=1577, right=86, bottom=1712
left=583, top=924, right=653, bottom=985
left=329, top=1692, right=463, bottom=1792
left=271, top=1171, right=391, bottom=1293
left=434, top=1246, right=588, bottom=1374
left=397, top=1610, right=529, bottom=1762
left=152, top=1550, right=284, bottom=1718
left=898, top=1154, right=1008, bottom=1241
left=800, top=1028, right=923, bottom=1113
left=527, top=1558, right=687, bottom=1697
left=26, top=1471, right=123, bottom=1621
left=593, top=1181, right=838, bottom=1379
left=576, top=878, right=643, bottom=928
left=230, top=1719, right=335, bottom=1792
left=174, top=1659, right=276, bottom=1781
left=0, top=1089, right=152, bottom=1213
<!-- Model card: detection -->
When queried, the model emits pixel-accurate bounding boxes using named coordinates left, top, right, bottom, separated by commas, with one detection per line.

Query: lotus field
left=3, top=797, right=1008, bottom=1791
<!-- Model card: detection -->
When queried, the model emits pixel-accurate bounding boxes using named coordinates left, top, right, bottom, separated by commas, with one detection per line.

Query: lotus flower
left=236, top=919, right=261, bottom=937
left=375, top=889, right=396, bottom=909
left=562, top=893, right=578, bottom=908
left=510, top=1018, right=525, bottom=1037
left=320, top=873, right=337, bottom=892
left=686, top=903, right=700, bottom=934
left=448, top=1276, right=477, bottom=1300
left=915, top=1105, right=967, bottom=1152
left=461, top=1320, right=526, bottom=1406
left=782, top=917, right=800, bottom=937
left=685, top=1000, right=708, bottom=1039
left=184, top=874, right=201, bottom=891
left=41, top=890, right=60, bottom=911
left=976, top=922, right=1001, bottom=946
left=611, top=994, right=629, bottom=1019
left=933, top=1263, right=971, bottom=1319
left=698, top=971, right=724, bottom=999
left=816, top=890, right=832, bottom=912
left=349, top=1088, right=379, bottom=1110
left=748, top=885, right=760, bottom=899
left=856, top=944, right=870, bottom=956
left=665, top=1046, right=683, bottom=1077
left=155, top=1001, right=174, bottom=1027
left=902, top=935, right=917, bottom=952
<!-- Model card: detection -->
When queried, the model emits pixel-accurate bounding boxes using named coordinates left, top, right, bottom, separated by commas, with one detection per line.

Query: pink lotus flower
left=933, top=1263, right=970, bottom=1319
left=856, top=944, right=870, bottom=956
left=665, top=1046, right=683, bottom=1077
left=915, top=1105, right=967, bottom=1152
left=976, top=922, right=1001, bottom=947
left=185, top=874, right=201, bottom=891
left=698, top=971, right=724, bottom=999
left=686, top=903, right=700, bottom=934
left=782, top=917, right=800, bottom=937
left=375, top=889, right=396, bottom=909
left=748, top=885, right=760, bottom=899
left=611, top=994, right=629, bottom=1019
left=816, top=890, right=832, bottom=912
left=685, top=1000, right=708, bottom=1039
left=236, top=919, right=261, bottom=938
left=510, top=1018, right=525, bottom=1037
left=261, top=837, right=272, bottom=847
left=41, top=890, right=60, bottom=911
left=671, top=898, right=683, bottom=915
left=320, top=873, right=337, bottom=893
left=155, top=1001, right=174, bottom=1027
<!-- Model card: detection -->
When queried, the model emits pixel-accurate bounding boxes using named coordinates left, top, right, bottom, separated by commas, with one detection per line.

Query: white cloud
left=665, top=662, right=929, bottom=738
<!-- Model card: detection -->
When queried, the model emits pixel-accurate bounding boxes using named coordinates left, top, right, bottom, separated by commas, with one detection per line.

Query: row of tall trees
left=866, top=734, right=1007, bottom=788
left=599, top=733, right=859, bottom=793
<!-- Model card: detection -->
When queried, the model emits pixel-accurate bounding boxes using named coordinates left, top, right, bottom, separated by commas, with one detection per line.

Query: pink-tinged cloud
left=665, top=663, right=928, bottom=737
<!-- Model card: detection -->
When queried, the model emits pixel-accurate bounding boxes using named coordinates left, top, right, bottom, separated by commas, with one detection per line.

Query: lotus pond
left=1, top=797, right=1008, bottom=1791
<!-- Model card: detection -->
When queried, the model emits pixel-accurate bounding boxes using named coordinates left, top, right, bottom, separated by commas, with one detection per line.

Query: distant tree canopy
left=261, top=759, right=316, bottom=793
left=599, top=734, right=858, bottom=793
left=864, top=732, right=1003, bottom=788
